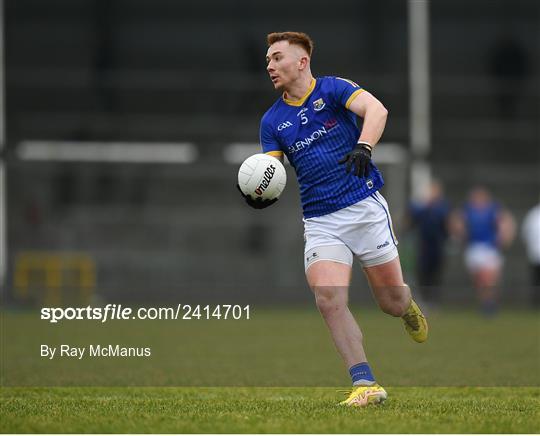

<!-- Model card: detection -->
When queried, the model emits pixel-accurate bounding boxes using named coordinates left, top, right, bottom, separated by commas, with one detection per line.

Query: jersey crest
left=313, top=98, right=326, bottom=111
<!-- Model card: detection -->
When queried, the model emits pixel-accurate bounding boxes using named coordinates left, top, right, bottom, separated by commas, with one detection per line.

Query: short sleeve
left=259, top=114, right=283, bottom=157
left=333, top=77, right=364, bottom=109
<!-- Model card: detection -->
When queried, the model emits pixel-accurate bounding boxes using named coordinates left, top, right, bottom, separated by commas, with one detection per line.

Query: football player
left=239, top=31, right=428, bottom=406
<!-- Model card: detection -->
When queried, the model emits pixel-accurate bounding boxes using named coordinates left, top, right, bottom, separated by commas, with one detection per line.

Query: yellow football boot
left=402, top=299, right=428, bottom=343
left=339, top=384, right=387, bottom=407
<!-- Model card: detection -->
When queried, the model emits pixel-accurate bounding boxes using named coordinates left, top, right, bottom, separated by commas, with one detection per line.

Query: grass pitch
left=2, top=307, right=539, bottom=387
left=1, top=307, right=539, bottom=432
left=1, top=386, right=539, bottom=433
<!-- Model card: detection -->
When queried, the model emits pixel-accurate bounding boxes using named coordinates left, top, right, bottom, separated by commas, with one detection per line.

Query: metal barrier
left=14, top=252, right=95, bottom=306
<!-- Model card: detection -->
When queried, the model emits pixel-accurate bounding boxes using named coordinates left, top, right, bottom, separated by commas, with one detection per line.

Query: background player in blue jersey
left=238, top=31, right=428, bottom=407
left=407, top=180, right=450, bottom=306
left=451, top=186, right=515, bottom=316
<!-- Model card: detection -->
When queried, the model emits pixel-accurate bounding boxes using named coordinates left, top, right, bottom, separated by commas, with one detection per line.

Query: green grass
left=1, top=307, right=539, bottom=386
left=1, top=307, right=539, bottom=432
left=1, top=386, right=539, bottom=433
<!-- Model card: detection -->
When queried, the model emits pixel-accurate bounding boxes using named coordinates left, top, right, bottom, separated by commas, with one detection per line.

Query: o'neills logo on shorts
left=254, top=164, right=276, bottom=195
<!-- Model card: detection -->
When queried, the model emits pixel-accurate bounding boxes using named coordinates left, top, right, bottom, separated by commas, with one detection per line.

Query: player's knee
left=313, top=287, right=347, bottom=316
left=378, top=291, right=410, bottom=317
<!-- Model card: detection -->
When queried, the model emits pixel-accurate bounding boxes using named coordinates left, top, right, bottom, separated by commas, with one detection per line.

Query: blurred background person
left=407, top=180, right=450, bottom=307
left=450, top=187, right=516, bottom=316
left=521, top=198, right=540, bottom=307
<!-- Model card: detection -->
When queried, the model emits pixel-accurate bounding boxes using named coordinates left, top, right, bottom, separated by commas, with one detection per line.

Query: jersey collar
left=282, top=78, right=316, bottom=107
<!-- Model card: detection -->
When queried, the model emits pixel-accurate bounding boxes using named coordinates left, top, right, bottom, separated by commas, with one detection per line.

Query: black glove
left=236, top=184, right=278, bottom=209
left=338, top=142, right=373, bottom=178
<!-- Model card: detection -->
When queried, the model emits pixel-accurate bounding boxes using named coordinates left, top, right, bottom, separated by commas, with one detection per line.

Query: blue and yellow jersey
left=260, top=76, right=384, bottom=218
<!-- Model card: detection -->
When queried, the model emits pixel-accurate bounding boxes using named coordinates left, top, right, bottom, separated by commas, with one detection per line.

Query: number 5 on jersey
left=298, top=108, right=309, bottom=125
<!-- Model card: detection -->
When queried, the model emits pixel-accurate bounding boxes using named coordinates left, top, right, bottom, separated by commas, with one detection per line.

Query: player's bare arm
left=338, top=91, right=388, bottom=178
left=265, top=152, right=284, bottom=163
left=497, top=209, right=516, bottom=248
left=347, top=91, right=388, bottom=148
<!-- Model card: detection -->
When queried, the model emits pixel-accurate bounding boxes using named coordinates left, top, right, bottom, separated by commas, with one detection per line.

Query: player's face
left=470, top=187, right=491, bottom=206
left=266, top=41, right=305, bottom=90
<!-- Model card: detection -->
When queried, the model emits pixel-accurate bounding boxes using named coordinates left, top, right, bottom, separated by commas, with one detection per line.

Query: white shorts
left=465, top=243, right=503, bottom=272
left=303, top=191, right=399, bottom=271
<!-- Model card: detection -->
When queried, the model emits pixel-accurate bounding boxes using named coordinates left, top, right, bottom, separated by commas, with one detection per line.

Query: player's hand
left=236, top=184, right=278, bottom=209
left=338, top=142, right=372, bottom=178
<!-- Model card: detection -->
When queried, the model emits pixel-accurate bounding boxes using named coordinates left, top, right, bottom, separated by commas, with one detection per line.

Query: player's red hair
left=267, top=32, right=314, bottom=57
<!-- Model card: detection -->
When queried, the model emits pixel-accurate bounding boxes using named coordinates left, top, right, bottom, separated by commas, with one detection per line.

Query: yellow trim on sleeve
left=336, top=77, right=360, bottom=87
left=345, top=88, right=364, bottom=109
left=282, top=78, right=317, bottom=107
left=266, top=151, right=284, bottom=157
